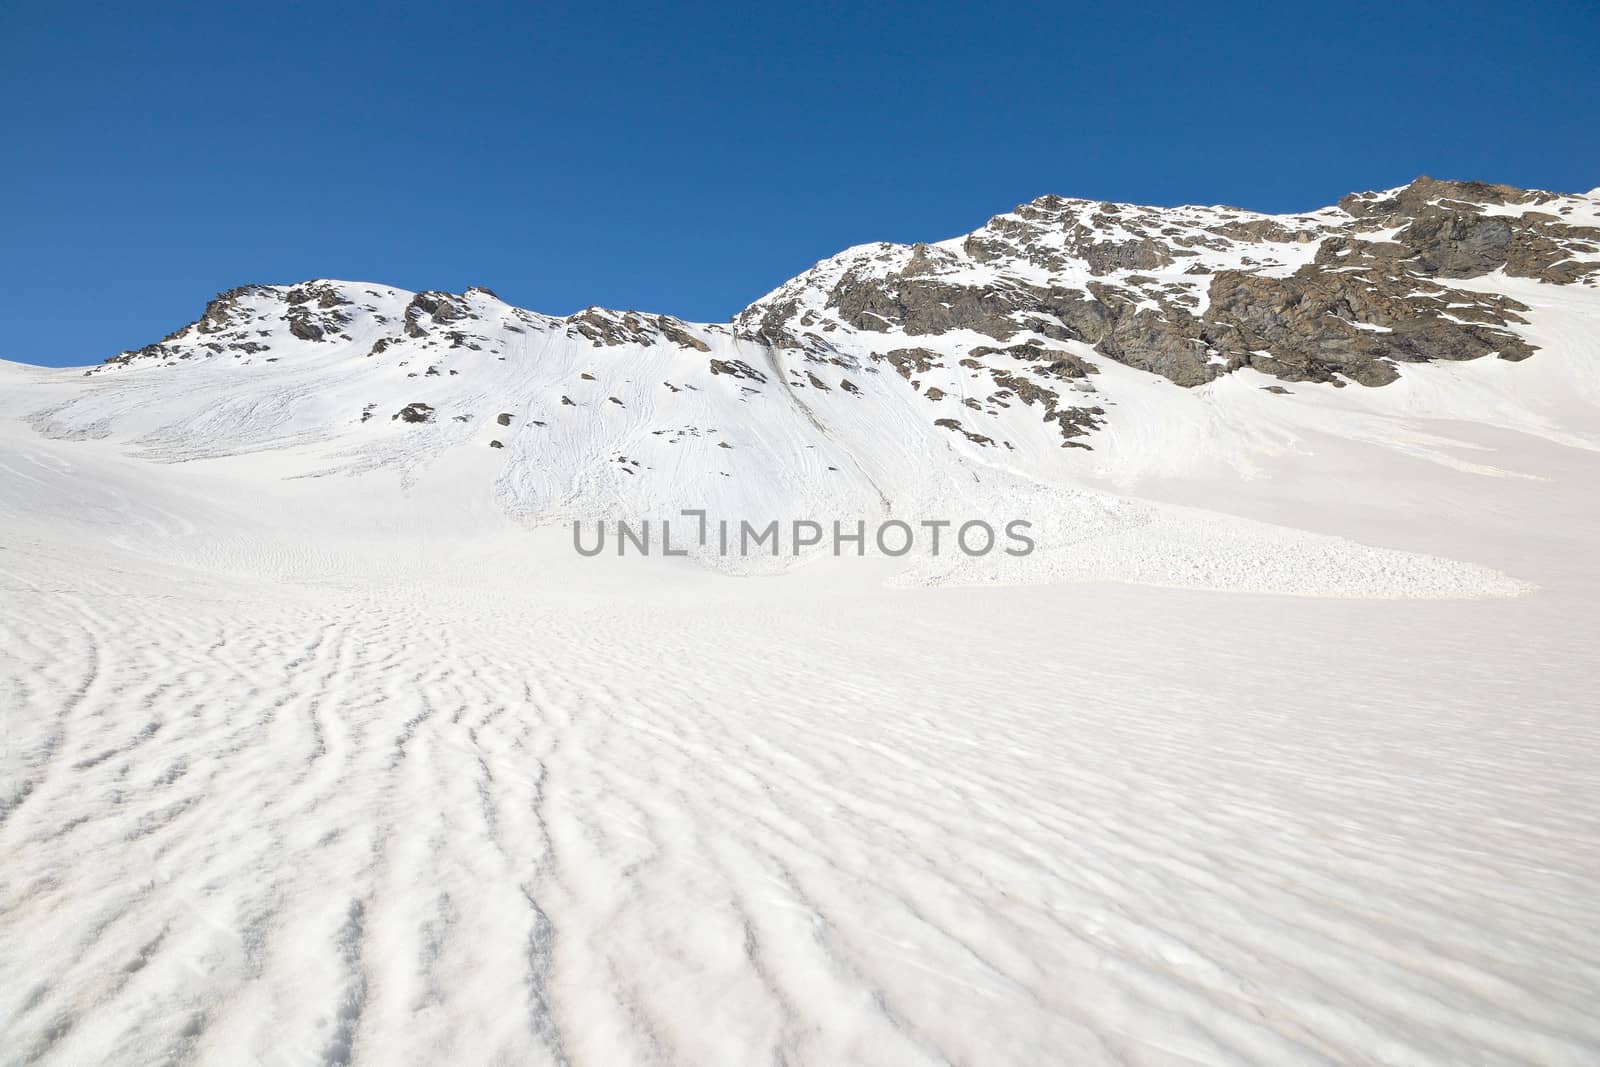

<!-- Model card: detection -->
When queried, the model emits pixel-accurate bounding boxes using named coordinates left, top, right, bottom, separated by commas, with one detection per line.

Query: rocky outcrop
left=708, top=358, right=767, bottom=383
left=934, top=417, right=996, bottom=447
left=879, top=348, right=943, bottom=380
left=739, top=176, right=1596, bottom=392
left=655, top=316, right=712, bottom=352
left=969, top=343, right=1098, bottom=378
left=566, top=308, right=711, bottom=350
left=403, top=292, right=467, bottom=338
left=1208, top=268, right=1534, bottom=386
left=96, top=283, right=352, bottom=370
left=195, top=285, right=276, bottom=334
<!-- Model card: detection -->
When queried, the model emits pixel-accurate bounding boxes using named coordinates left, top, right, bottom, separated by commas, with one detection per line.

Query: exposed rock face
left=100, top=285, right=282, bottom=367
left=1208, top=269, right=1534, bottom=386
left=286, top=310, right=326, bottom=341
left=654, top=316, right=712, bottom=352
left=1335, top=181, right=1600, bottom=285
left=738, top=176, right=1598, bottom=390
left=280, top=284, right=352, bottom=343
left=567, top=308, right=712, bottom=350
left=880, top=348, right=942, bottom=380
left=708, top=358, right=766, bottom=383
left=934, top=417, right=996, bottom=447
left=195, top=285, right=274, bottom=334
left=970, top=343, right=1098, bottom=379
left=286, top=282, right=352, bottom=311
left=404, top=291, right=467, bottom=338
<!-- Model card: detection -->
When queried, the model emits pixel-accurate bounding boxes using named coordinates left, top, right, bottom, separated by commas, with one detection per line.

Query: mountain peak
left=74, top=180, right=1597, bottom=482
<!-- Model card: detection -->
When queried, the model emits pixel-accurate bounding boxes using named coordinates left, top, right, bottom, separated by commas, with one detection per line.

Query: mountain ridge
left=8, top=177, right=1598, bottom=569
left=89, top=177, right=1600, bottom=395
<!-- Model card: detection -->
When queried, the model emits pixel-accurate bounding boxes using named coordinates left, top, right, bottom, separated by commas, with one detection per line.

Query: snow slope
left=3, top=181, right=1600, bottom=1065
left=14, top=270, right=1600, bottom=597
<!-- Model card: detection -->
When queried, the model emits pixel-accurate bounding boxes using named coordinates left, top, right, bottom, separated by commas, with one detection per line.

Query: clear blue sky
left=4, top=1, right=1597, bottom=367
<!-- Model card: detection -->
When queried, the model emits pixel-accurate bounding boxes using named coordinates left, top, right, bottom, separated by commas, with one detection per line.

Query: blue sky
left=4, top=1, right=1597, bottom=367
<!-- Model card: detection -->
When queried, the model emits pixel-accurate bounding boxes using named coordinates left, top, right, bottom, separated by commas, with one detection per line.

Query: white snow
left=3, top=213, right=1600, bottom=1063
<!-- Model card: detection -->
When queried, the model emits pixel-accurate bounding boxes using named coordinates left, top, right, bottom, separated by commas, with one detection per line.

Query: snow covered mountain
left=14, top=177, right=1597, bottom=589
left=740, top=177, right=1600, bottom=386
left=6, top=180, right=1600, bottom=1067
left=44, top=180, right=1599, bottom=431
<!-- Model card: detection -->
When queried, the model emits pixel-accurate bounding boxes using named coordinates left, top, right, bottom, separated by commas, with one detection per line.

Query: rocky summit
left=739, top=177, right=1599, bottom=390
